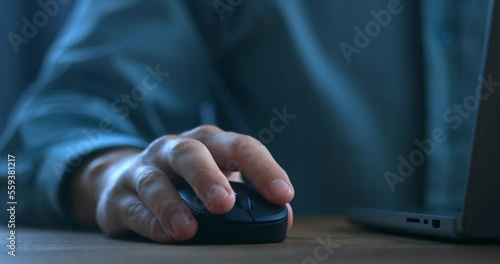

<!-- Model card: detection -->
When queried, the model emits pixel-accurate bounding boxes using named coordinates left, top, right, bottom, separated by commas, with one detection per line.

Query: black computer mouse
left=177, top=181, right=288, bottom=244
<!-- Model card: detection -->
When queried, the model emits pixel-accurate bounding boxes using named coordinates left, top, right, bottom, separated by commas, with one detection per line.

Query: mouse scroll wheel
left=234, top=192, right=252, bottom=210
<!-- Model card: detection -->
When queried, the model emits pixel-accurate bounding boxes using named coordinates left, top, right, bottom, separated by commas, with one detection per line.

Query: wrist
left=70, top=148, right=141, bottom=227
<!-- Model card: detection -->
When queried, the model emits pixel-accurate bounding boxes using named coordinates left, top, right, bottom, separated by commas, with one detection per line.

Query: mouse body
left=178, top=181, right=288, bottom=244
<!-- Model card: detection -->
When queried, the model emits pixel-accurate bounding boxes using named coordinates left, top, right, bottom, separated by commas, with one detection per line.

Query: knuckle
left=136, top=169, right=158, bottom=193
left=169, top=139, right=202, bottom=165
left=172, top=139, right=201, bottom=156
left=181, top=125, right=222, bottom=142
left=146, top=135, right=176, bottom=156
left=126, top=202, right=149, bottom=222
left=193, top=125, right=221, bottom=138
left=158, top=135, right=177, bottom=144
left=230, top=135, right=261, bottom=157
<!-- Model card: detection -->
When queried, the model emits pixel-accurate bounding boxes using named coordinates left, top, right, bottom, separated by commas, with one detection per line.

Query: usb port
left=406, top=217, right=420, bottom=223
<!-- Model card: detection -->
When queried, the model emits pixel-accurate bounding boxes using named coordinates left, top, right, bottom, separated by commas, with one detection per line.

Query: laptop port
left=432, top=219, right=441, bottom=228
left=406, top=217, right=420, bottom=223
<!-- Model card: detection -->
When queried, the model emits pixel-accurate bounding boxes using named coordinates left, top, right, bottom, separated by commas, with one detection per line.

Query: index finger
left=182, top=126, right=294, bottom=205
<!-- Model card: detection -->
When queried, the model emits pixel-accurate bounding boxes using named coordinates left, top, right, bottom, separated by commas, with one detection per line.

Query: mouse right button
left=248, top=203, right=288, bottom=223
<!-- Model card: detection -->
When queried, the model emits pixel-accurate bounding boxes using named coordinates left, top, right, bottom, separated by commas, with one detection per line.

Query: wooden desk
left=1, top=216, right=499, bottom=264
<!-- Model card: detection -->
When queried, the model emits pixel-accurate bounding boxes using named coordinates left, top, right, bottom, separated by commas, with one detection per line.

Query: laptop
left=346, top=0, right=500, bottom=241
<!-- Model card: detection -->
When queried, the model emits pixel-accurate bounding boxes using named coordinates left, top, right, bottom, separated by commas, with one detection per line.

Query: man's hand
left=71, top=125, right=294, bottom=243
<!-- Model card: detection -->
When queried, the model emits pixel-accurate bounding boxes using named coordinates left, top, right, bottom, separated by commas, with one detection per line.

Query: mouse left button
left=235, top=191, right=252, bottom=209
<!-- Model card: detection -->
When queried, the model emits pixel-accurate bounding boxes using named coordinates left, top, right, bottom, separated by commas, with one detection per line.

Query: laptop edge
left=346, top=0, right=500, bottom=241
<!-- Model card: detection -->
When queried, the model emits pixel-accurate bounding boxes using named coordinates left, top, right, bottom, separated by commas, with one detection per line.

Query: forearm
left=71, top=148, right=142, bottom=228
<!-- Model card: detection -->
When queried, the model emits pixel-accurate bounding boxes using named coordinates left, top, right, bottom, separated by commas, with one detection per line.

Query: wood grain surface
left=1, top=216, right=499, bottom=264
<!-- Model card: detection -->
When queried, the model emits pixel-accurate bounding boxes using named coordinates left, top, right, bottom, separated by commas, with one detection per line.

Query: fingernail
left=269, top=179, right=292, bottom=197
left=205, top=184, right=229, bottom=207
left=170, top=212, right=191, bottom=236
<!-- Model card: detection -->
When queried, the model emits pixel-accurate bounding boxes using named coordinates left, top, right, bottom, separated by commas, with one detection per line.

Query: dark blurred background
left=0, top=0, right=75, bottom=131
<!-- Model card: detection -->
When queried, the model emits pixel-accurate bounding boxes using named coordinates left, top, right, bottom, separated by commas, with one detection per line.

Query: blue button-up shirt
left=0, top=0, right=489, bottom=227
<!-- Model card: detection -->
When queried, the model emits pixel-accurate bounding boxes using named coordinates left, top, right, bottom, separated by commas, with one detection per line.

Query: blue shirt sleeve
left=0, top=0, right=215, bottom=227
